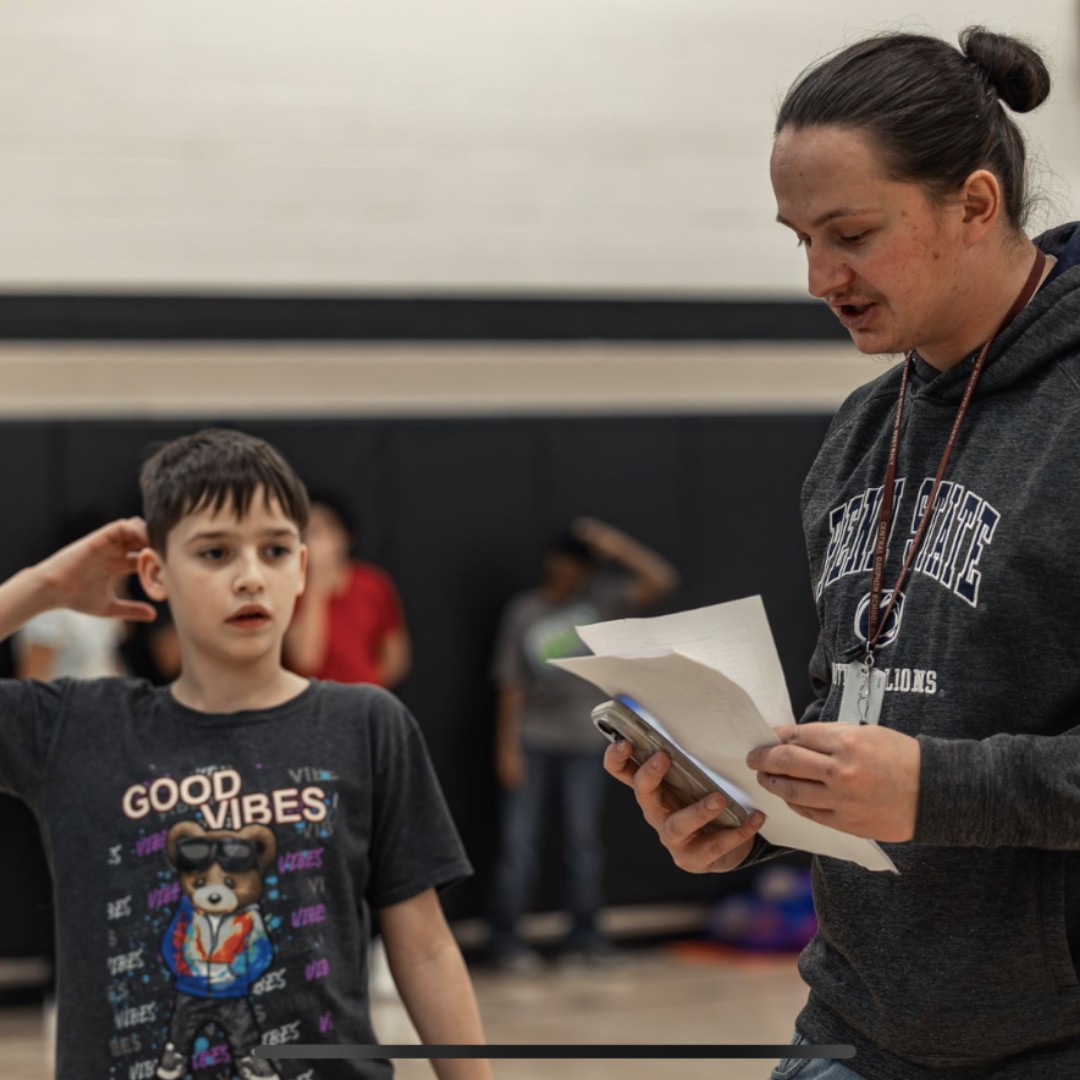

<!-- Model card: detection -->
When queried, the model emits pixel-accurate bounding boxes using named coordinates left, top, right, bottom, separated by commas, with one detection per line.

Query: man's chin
left=848, top=332, right=906, bottom=362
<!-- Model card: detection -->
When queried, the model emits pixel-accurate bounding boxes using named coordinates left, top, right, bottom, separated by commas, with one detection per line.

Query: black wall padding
left=0, top=413, right=829, bottom=947
left=0, top=295, right=848, bottom=342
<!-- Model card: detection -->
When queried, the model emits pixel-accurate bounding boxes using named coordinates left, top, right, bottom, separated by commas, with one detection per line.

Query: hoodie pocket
left=1038, top=851, right=1080, bottom=992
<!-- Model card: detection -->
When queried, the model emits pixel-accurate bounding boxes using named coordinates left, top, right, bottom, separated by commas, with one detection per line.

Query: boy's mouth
left=227, top=605, right=271, bottom=627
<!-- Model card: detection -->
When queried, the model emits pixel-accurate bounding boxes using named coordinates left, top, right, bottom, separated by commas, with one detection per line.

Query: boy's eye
left=266, top=545, right=291, bottom=558
left=841, top=232, right=867, bottom=244
left=199, top=547, right=226, bottom=561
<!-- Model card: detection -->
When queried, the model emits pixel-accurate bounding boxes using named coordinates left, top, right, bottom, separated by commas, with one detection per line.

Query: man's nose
left=807, top=247, right=853, bottom=300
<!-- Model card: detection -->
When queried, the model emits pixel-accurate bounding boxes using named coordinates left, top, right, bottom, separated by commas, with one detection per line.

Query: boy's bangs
left=140, top=428, right=310, bottom=551
left=185, top=474, right=301, bottom=528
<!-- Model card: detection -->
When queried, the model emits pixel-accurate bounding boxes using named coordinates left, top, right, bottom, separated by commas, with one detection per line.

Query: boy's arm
left=573, top=517, right=679, bottom=610
left=375, top=625, right=412, bottom=689
left=282, top=588, right=331, bottom=673
left=493, top=683, right=525, bottom=791
left=379, top=888, right=492, bottom=1080
left=15, top=642, right=58, bottom=680
left=0, top=517, right=155, bottom=644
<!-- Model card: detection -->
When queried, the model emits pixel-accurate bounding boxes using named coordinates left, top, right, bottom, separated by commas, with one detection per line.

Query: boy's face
left=305, top=503, right=351, bottom=571
left=138, top=491, right=307, bottom=668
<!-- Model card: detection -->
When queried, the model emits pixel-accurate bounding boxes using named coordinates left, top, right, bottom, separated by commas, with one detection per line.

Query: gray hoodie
left=785, top=223, right=1080, bottom=1079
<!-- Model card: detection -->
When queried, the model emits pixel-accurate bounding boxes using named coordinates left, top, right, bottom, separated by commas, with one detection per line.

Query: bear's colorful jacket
left=161, top=894, right=274, bottom=999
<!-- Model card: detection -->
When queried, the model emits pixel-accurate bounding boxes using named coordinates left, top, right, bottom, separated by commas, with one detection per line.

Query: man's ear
left=297, top=543, right=308, bottom=598
left=138, top=547, right=168, bottom=602
left=959, top=169, right=1002, bottom=245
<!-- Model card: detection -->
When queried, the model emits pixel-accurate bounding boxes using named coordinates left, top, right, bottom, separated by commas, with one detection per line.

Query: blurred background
left=0, top=2, right=1078, bottom=1077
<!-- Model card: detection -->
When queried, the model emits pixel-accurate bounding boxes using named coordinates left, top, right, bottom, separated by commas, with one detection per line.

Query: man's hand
left=36, top=517, right=156, bottom=622
left=746, top=723, right=920, bottom=842
left=603, top=740, right=766, bottom=873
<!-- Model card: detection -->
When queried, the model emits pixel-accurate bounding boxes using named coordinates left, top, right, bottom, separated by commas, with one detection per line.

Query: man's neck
left=919, top=238, right=1044, bottom=372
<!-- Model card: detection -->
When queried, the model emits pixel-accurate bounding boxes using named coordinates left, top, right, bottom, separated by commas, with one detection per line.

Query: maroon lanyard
left=865, top=248, right=1047, bottom=655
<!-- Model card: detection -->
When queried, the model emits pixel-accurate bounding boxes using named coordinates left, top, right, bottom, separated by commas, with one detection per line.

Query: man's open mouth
left=835, top=302, right=877, bottom=328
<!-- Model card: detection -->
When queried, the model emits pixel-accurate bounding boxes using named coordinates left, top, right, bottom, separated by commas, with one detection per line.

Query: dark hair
left=306, top=490, right=358, bottom=542
left=775, top=26, right=1051, bottom=227
left=544, top=533, right=596, bottom=567
left=140, top=428, right=310, bottom=552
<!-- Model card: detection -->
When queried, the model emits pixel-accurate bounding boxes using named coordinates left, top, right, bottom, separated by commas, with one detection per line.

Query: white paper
left=553, top=598, right=897, bottom=874
left=575, top=596, right=794, bottom=730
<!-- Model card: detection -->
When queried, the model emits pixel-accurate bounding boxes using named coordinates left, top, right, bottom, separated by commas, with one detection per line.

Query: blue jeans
left=769, top=1032, right=864, bottom=1080
left=489, top=747, right=606, bottom=952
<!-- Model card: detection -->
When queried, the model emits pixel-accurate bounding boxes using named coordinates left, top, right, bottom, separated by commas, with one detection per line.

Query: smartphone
left=593, top=698, right=748, bottom=829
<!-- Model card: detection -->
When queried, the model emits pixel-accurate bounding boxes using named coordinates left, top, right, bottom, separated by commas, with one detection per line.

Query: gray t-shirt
left=491, top=576, right=634, bottom=752
left=0, top=677, right=471, bottom=1080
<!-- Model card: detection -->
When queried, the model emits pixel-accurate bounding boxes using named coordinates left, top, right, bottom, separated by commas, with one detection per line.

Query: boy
left=488, top=519, right=677, bottom=968
left=0, top=429, right=490, bottom=1080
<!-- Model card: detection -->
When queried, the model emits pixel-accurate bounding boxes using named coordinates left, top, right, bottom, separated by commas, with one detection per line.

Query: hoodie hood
left=909, top=221, right=1080, bottom=402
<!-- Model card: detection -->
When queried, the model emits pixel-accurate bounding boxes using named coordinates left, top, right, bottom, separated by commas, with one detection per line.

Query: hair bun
left=960, top=26, right=1050, bottom=113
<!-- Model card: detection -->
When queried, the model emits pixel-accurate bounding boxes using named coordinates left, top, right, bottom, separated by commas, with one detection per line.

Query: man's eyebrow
left=776, top=207, right=877, bottom=229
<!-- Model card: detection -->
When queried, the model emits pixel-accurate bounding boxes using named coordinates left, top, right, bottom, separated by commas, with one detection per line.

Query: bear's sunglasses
left=175, top=837, right=261, bottom=873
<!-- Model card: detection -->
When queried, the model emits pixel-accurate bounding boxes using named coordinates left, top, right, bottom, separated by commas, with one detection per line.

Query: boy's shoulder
left=309, top=679, right=419, bottom=732
left=311, top=679, right=401, bottom=711
left=21, top=673, right=159, bottom=712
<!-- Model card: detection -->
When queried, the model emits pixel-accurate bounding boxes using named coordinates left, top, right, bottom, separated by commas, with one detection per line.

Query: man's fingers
left=659, top=790, right=742, bottom=844
left=669, top=810, right=766, bottom=874
left=747, top=740, right=835, bottom=782
left=755, top=770, right=832, bottom=809
left=631, top=751, right=691, bottom=829
left=603, top=740, right=639, bottom=788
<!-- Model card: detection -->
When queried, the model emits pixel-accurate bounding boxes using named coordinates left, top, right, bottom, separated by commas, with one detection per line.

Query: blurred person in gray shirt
left=487, top=517, right=677, bottom=969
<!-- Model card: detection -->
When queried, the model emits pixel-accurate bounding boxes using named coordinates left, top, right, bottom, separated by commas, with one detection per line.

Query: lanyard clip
left=857, top=652, right=875, bottom=724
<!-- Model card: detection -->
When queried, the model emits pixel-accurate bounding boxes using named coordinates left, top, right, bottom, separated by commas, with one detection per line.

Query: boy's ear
left=138, top=547, right=168, bottom=602
left=297, top=543, right=308, bottom=597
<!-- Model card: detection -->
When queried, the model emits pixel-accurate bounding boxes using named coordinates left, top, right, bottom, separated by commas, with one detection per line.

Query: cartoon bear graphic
left=156, top=820, right=280, bottom=1080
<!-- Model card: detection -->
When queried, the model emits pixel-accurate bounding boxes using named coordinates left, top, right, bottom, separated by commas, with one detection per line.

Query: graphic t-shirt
left=491, top=576, right=635, bottom=752
left=291, top=564, right=405, bottom=686
left=0, top=677, right=471, bottom=1080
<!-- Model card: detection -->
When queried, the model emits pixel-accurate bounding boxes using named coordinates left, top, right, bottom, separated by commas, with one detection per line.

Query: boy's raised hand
left=36, top=517, right=157, bottom=622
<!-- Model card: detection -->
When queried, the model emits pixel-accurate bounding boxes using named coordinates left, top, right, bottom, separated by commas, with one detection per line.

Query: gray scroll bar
left=256, top=1044, right=855, bottom=1061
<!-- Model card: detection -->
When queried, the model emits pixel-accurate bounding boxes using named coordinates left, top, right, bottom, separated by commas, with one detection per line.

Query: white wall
left=0, top=1, right=1077, bottom=295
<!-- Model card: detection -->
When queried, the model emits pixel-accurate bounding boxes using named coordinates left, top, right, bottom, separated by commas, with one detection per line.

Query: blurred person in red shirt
left=284, top=493, right=411, bottom=688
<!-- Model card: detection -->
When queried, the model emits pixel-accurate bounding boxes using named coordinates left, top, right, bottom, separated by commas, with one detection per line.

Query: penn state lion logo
left=854, top=589, right=905, bottom=648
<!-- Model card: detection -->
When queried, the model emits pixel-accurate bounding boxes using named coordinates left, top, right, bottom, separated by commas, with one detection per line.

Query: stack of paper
left=551, top=596, right=897, bottom=873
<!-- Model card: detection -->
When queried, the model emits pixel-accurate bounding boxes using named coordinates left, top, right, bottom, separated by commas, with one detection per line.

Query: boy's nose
left=234, top=554, right=266, bottom=591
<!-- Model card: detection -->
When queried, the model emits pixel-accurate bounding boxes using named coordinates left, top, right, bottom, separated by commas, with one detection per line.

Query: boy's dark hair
left=140, top=428, right=310, bottom=552
left=544, top=532, right=596, bottom=567
left=775, top=26, right=1050, bottom=228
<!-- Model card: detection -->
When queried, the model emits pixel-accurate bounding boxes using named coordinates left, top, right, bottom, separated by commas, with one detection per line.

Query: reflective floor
left=1, top=945, right=806, bottom=1080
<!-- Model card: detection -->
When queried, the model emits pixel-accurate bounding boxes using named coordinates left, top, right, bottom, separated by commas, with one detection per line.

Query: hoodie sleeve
left=916, top=728, right=1080, bottom=848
